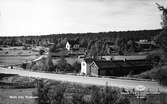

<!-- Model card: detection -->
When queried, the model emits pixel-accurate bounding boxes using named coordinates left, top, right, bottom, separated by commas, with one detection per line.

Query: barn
left=88, top=60, right=152, bottom=77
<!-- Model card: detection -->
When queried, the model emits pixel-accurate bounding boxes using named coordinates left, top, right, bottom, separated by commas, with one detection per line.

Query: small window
left=82, top=63, right=85, bottom=66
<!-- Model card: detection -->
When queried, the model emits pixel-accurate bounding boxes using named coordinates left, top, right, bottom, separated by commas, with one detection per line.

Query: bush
left=72, top=93, right=88, bottom=104
left=72, top=62, right=81, bottom=73
left=154, top=67, right=167, bottom=86
left=90, top=86, right=129, bottom=104
left=54, top=57, right=72, bottom=72
left=138, top=65, right=167, bottom=86
left=146, top=54, right=162, bottom=67
left=35, top=80, right=66, bottom=104
left=34, top=80, right=130, bottom=104
left=30, top=54, right=54, bottom=72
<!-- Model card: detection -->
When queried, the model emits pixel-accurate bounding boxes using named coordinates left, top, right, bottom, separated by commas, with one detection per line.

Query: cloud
left=0, top=0, right=162, bottom=36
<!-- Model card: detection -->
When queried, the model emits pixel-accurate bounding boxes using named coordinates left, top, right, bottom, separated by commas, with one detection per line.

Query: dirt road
left=0, top=67, right=167, bottom=92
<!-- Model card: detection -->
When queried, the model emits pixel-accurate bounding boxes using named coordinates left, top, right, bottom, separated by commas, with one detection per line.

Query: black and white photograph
left=0, top=0, right=167, bottom=104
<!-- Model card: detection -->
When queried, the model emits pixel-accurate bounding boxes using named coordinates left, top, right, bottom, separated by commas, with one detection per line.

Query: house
left=135, top=40, right=157, bottom=51
left=88, top=60, right=152, bottom=77
left=97, top=55, right=147, bottom=61
left=81, top=56, right=152, bottom=76
left=66, top=40, right=80, bottom=51
left=80, top=58, right=94, bottom=75
left=111, top=55, right=147, bottom=61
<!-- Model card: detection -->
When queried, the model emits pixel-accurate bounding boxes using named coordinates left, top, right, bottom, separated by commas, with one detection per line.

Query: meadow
left=0, top=46, right=38, bottom=66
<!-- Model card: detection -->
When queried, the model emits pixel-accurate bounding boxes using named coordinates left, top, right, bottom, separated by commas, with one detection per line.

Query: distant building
left=80, top=56, right=152, bottom=76
left=80, top=58, right=94, bottom=75
left=97, top=55, right=147, bottom=61
left=88, top=60, right=152, bottom=77
left=111, top=55, right=147, bottom=61
left=66, top=40, right=80, bottom=51
left=135, top=40, right=157, bottom=51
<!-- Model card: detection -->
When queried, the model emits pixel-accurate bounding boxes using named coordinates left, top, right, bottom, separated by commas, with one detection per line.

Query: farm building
left=97, top=55, right=147, bottom=61
left=135, top=40, right=157, bottom=51
left=66, top=40, right=80, bottom=51
left=81, top=58, right=152, bottom=76
left=80, top=58, right=94, bottom=75
left=111, top=55, right=147, bottom=61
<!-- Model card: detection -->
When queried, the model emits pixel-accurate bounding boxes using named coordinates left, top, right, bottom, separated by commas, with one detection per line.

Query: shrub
left=54, top=57, right=72, bottom=72
left=35, top=80, right=66, bottom=104
left=72, top=62, right=81, bottom=73
left=34, top=80, right=130, bottom=104
left=72, top=93, right=88, bottom=104
left=146, top=54, right=162, bottom=67
left=154, top=67, right=167, bottom=86
left=90, top=86, right=130, bottom=104
left=30, top=54, right=54, bottom=72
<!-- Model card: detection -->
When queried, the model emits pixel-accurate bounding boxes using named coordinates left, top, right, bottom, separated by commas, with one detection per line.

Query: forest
left=0, top=29, right=161, bottom=47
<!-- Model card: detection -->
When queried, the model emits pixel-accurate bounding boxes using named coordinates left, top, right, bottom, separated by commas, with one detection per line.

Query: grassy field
left=0, top=56, right=37, bottom=65
left=0, top=46, right=38, bottom=56
left=0, top=46, right=39, bottom=65
left=0, top=88, right=36, bottom=104
left=0, top=74, right=37, bottom=104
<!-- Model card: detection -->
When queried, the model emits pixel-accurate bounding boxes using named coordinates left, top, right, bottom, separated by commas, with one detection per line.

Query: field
left=0, top=46, right=39, bottom=66
left=0, top=46, right=38, bottom=56
left=0, top=88, right=36, bottom=104
left=0, top=74, right=37, bottom=104
left=0, top=46, right=80, bottom=66
left=0, top=56, right=37, bottom=66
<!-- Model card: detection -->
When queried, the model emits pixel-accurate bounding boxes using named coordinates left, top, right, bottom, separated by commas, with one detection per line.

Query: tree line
left=0, top=29, right=161, bottom=47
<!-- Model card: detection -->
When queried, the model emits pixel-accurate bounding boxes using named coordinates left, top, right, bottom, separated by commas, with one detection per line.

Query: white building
left=66, top=40, right=80, bottom=51
left=80, top=58, right=94, bottom=75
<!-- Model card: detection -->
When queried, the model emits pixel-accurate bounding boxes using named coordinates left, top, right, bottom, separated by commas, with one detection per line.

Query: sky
left=0, top=0, right=166, bottom=36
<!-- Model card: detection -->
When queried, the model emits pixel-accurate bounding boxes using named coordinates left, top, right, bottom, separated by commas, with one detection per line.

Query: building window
left=82, top=63, right=85, bottom=66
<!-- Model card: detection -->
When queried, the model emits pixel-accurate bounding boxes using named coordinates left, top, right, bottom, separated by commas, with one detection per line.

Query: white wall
left=66, top=42, right=70, bottom=51
left=81, top=61, right=87, bottom=74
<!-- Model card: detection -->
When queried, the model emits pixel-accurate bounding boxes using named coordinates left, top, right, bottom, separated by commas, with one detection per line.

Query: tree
left=49, top=44, right=57, bottom=53
left=156, top=67, right=167, bottom=86
left=72, top=62, right=81, bottom=73
left=35, top=80, right=66, bottom=104
left=127, top=40, right=136, bottom=53
left=88, top=43, right=98, bottom=58
left=80, top=38, right=88, bottom=48
left=55, top=56, right=72, bottom=72
left=35, top=80, right=50, bottom=104
left=90, top=86, right=130, bottom=104
left=156, top=3, right=167, bottom=29
left=116, top=38, right=128, bottom=55
left=45, top=53, right=54, bottom=72
left=155, top=4, right=167, bottom=52
left=30, top=53, right=54, bottom=72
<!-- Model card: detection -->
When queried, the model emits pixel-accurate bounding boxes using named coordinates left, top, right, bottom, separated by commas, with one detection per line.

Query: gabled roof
left=93, top=61, right=118, bottom=69
left=112, top=55, right=147, bottom=61
left=83, top=58, right=95, bottom=63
